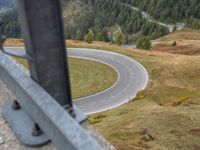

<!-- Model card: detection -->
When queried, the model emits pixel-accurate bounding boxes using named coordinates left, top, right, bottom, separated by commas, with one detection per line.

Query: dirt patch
left=189, top=128, right=200, bottom=136
left=152, top=42, right=200, bottom=55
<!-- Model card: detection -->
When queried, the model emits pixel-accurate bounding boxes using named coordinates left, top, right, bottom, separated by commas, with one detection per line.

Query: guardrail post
left=16, top=0, right=88, bottom=121
left=16, top=0, right=73, bottom=110
left=0, top=32, right=6, bottom=50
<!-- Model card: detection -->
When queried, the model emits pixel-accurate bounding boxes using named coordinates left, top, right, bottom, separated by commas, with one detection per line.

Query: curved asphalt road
left=5, top=47, right=148, bottom=115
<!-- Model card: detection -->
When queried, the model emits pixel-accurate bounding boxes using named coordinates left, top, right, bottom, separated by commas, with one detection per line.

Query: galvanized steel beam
left=0, top=50, right=102, bottom=150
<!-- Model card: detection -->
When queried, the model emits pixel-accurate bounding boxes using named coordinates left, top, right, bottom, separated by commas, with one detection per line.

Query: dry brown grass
left=160, top=28, right=200, bottom=41
left=152, top=41, right=200, bottom=55
left=91, top=51, right=200, bottom=150
left=4, top=38, right=24, bottom=46
left=152, top=29, right=200, bottom=55
left=67, top=40, right=200, bottom=150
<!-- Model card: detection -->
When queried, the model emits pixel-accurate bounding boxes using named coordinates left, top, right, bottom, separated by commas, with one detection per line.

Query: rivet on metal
left=12, top=100, right=21, bottom=110
left=32, top=123, right=43, bottom=137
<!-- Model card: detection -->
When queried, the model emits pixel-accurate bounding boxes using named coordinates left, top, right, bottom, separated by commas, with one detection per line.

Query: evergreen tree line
left=65, top=0, right=169, bottom=43
left=186, top=17, right=200, bottom=30
left=0, top=10, right=20, bottom=38
left=3, top=0, right=200, bottom=42
left=121, top=0, right=200, bottom=23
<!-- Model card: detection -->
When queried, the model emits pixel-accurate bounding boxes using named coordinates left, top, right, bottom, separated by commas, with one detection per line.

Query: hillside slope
left=65, top=0, right=169, bottom=42
left=1, top=0, right=200, bottom=42
left=66, top=40, right=200, bottom=150
left=4, top=37, right=200, bottom=150
left=122, top=0, right=200, bottom=23
left=152, top=29, right=200, bottom=55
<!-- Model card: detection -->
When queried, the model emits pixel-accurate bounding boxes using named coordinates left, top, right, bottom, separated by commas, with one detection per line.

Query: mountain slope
left=65, top=0, right=169, bottom=43
left=121, top=0, right=200, bottom=23
left=1, top=0, right=200, bottom=41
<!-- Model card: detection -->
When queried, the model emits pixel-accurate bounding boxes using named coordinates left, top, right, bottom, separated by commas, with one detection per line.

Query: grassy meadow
left=14, top=58, right=117, bottom=99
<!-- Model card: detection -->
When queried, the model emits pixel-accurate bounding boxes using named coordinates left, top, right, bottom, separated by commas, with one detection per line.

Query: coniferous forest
left=0, top=10, right=20, bottom=38
left=121, top=0, right=200, bottom=23
left=65, top=0, right=170, bottom=43
left=1, top=0, right=200, bottom=43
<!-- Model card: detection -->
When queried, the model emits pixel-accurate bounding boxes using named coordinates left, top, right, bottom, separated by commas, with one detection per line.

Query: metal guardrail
left=0, top=50, right=102, bottom=150
left=0, top=0, right=105, bottom=149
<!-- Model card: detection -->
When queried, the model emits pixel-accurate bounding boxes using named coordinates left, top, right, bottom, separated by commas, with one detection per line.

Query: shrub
left=84, top=29, right=94, bottom=43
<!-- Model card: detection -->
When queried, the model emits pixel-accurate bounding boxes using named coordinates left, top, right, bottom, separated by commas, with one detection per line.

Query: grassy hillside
left=152, top=29, right=200, bottom=55
left=159, top=28, right=200, bottom=41
left=5, top=35, right=200, bottom=149
left=67, top=41, right=200, bottom=150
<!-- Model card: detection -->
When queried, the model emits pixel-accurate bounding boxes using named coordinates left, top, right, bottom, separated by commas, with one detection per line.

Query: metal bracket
left=2, top=103, right=50, bottom=147
left=0, top=36, right=32, bottom=60
left=2, top=102, right=87, bottom=147
left=1, top=48, right=32, bottom=60
left=0, top=35, right=6, bottom=50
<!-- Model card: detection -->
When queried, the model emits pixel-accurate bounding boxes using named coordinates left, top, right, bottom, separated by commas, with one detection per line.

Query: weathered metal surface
left=0, top=79, right=115, bottom=150
left=0, top=48, right=32, bottom=60
left=0, top=50, right=102, bottom=150
left=2, top=104, right=50, bottom=147
left=16, top=0, right=73, bottom=107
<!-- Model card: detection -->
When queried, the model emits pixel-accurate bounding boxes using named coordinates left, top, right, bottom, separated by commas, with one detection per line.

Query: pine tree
left=96, top=32, right=104, bottom=41
left=136, top=36, right=151, bottom=50
left=84, top=30, right=94, bottom=43
left=116, top=31, right=124, bottom=45
left=136, top=38, right=143, bottom=49
left=143, top=39, right=152, bottom=50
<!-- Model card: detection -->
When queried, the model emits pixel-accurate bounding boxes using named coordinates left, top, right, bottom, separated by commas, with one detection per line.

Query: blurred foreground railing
left=0, top=0, right=114, bottom=149
left=0, top=50, right=102, bottom=150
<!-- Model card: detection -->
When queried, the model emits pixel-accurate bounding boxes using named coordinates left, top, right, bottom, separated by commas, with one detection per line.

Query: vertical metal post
left=0, top=34, right=2, bottom=50
left=0, top=23, right=5, bottom=50
left=16, top=0, right=73, bottom=107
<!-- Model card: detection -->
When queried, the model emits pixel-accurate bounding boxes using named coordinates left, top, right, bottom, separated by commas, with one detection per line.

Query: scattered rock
left=139, top=128, right=148, bottom=135
left=139, top=128, right=154, bottom=142
left=142, top=134, right=154, bottom=142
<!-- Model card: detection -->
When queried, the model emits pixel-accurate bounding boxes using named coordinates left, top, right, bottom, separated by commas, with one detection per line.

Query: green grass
left=15, top=57, right=117, bottom=99
left=69, top=58, right=117, bottom=99
left=67, top=40, right=200, bottom=150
